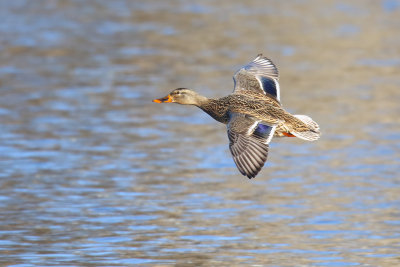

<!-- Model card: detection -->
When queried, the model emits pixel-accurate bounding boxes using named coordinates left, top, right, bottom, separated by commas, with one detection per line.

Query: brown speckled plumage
left=153, top=54, right=320, bottom=179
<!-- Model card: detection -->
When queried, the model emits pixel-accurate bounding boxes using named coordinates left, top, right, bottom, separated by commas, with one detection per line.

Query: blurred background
left=0, top=0, right=399, bottom=266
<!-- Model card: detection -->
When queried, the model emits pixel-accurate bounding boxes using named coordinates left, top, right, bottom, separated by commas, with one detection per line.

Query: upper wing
left=227, top=113, right=276, bottom=179
left=233, top=54, right=280, bottom=102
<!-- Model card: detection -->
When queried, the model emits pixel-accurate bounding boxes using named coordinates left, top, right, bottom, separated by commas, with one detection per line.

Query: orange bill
left=153, top=95, right=172, bottom=103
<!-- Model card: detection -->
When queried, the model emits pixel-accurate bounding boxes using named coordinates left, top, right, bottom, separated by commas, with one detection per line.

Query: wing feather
left=227, top=113, right=276, bottom=179
left=233, top=54, right=280, bottom=101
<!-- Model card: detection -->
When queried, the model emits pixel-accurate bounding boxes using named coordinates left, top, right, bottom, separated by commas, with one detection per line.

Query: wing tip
left=253, top=53, right=279, bottom=79
left=229, top=138, right=269, bottom=179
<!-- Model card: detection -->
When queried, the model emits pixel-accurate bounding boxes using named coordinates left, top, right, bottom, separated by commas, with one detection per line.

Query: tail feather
left=291, top=115, right=321, bottom=141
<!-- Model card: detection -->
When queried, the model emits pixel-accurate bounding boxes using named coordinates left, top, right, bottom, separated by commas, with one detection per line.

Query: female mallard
left=153, top=54, right=320, bottom=179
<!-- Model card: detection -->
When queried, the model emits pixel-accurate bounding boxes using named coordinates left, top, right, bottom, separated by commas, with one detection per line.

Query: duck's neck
left=191, top=93, right=209, bottom=107
left=196, top=97, right=229, bottom=124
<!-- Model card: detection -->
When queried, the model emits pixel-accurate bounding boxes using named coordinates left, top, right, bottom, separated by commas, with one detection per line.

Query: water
left=0, top=0, right=399, bottom=266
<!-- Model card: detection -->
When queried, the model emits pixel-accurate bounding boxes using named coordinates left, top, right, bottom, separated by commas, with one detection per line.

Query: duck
left=153, top=54, right=320, bottom=179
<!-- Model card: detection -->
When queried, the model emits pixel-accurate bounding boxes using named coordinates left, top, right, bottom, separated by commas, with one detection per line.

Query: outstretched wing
left=227, top=113, right=276, bottom=179
left=233, top=54, right=280, bottom=102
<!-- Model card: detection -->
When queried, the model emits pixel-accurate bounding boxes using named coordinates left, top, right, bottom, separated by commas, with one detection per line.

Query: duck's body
left=153, top=54, right=320, bottom=178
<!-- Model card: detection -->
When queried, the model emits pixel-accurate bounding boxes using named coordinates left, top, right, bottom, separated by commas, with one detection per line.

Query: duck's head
left=153, top=88, right=204, bottom=105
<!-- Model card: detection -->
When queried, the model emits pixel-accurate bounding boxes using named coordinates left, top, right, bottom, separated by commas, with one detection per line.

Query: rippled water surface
left=1, top=0, right=400, bottom=266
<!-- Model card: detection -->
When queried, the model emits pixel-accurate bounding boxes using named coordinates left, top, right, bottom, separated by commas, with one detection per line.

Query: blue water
left=0, top=0, right=399, bottom=266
